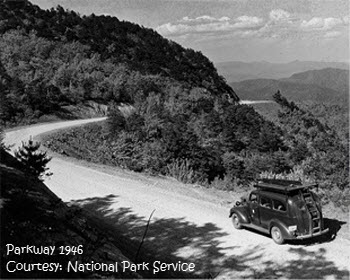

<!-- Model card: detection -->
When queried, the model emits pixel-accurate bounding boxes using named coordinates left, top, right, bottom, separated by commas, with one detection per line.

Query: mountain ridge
left=216, top=60, right=349, bottom=83
left=231, top=68, right=349, bottom=103
left=281, top=68, right=349, bottom=94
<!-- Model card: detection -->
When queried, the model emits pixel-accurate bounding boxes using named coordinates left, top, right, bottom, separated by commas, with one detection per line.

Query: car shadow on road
left=287, top=218, right=347, bottom=246
left=240, top=217, right=346, bottom=247
left=71, top=194, right=349, bottom=279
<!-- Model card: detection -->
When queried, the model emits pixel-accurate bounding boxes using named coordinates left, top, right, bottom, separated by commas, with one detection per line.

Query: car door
left=259, top=195, right=273, bottom=229
left=249, top=193, right=260, bottom=225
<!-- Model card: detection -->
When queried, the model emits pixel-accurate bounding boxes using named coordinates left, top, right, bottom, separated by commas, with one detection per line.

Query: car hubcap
left=273, top=228, right=280, bottom=240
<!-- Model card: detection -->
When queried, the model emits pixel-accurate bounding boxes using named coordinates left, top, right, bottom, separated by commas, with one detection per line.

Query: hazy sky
left=31, top=0, right=349, bottom=63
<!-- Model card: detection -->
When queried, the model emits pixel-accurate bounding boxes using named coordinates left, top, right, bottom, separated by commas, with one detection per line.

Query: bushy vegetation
left=44, top=91, right=349, bottom=207
left=45, top=83, right=287, bottom=186
left=270, top=92, right=349, bottom=205
left=302, top=102, right=349, bottom=146
left=45, top=91, right=289, bottom=187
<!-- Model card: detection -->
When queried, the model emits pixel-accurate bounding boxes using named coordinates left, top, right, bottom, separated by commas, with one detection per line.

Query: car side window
left=250, top=193, right=258, bottom=203
left=273, top=199, right=286, bottom=212
left=260, top=196, right=272, bottom=209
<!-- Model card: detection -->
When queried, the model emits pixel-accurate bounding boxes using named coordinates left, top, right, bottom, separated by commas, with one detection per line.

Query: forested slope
left=0, top=0, right=237, bottom=125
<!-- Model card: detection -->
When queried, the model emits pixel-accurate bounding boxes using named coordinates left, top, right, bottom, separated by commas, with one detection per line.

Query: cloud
left=181, top=15, right=230, bottom=23
left=156, top=15, right=264, bottom=36
left=324, top=31, right=342, bottom=38
left=300, top=17, right=345, bottom=30
left=236, top=16, right=264, bottom=28
left=156, top=10, right=349, bottom=41
left=269, top=9, right=291, bottom=22
left=300, top=17, right=324, bottom=29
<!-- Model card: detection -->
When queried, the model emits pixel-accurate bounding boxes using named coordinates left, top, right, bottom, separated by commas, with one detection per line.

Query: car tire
left=271, top=226, right=285, bottom=244
left=232, top=213, right=242, bottom=229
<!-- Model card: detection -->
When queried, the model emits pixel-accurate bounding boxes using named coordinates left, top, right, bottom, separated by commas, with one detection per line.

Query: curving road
left=4, top=118, right=350, bottom=279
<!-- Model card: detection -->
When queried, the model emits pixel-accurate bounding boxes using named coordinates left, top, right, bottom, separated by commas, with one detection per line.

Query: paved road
left=5, top=119, right=349, bottom=279
left=239, top=100, right=274, bottom=105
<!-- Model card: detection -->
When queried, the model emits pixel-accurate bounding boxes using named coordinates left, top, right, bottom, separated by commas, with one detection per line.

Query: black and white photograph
left=0, top=0, right=349, bottom=278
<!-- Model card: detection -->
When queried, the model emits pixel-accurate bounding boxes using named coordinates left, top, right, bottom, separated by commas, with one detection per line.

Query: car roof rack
left=254, top=179, right=317, bottom=193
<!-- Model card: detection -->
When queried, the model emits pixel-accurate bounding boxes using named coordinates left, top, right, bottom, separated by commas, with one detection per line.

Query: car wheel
left=271, top=226, right=285, bottom=244
left=232, top=213, right=242, bottom=229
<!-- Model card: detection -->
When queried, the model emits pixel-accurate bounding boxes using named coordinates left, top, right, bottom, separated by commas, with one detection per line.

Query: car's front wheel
left=232, top=213, right=242, bottom=229
left=271, top=226, right=285, bottom=244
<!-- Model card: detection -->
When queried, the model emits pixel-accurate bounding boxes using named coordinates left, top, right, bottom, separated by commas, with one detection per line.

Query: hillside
left=216, top=60, right=349, bottom=83
left=230, top=68, right=349, bottom=103
left=0, top=0, right=238, bottom=126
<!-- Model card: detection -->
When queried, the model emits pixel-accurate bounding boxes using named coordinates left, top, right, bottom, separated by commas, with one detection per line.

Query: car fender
left=229, top=207, right=250, bottom=224
left=269, top=219, right=294, bottom=239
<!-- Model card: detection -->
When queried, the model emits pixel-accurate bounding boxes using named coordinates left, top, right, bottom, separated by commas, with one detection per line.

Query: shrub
left=107, top=103, right=126, bottom=136
left=222, top=152, right=245, bottom=179
left=140, top=141, right=169, bottom=174
left=209, top=175, right=237, bottom=191
left=166, top=158, right=200, bottom=184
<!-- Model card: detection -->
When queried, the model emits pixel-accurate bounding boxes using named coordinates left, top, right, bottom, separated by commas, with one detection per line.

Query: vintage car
left=229, top=179, right=329, bottom=244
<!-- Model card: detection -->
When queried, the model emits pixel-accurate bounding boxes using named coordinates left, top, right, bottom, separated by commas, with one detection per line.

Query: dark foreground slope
left=0, top=150, right=143, bottom=279
left=1, top=147, right=200, bottom=279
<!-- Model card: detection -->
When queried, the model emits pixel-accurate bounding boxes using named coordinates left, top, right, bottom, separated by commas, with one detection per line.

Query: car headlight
left=288, top=225, right=297, bottom=232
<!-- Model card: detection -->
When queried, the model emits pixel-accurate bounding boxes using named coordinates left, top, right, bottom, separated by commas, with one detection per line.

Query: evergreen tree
left=15, top=139, right=52, bottom=180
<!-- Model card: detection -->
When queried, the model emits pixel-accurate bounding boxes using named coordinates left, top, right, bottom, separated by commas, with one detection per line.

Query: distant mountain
left=216, top=60, right=349, bottom=83
left=282, top=68, right=349, bottom=94
left=231, top=68, right=349, bottom=103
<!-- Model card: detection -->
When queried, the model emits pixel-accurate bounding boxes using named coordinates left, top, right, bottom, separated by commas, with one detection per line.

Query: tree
left=222, top=152, right=245, bottom=179
left=15, top=139, right=52, bottom=180
left=273, top=90, right=299, bottom=112
left=290, top=142, right=309, bottom=163
left=107, top=102, right=126, bottom=136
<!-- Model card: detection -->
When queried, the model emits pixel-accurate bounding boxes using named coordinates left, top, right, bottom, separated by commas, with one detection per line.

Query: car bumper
left=295, top=228, right=329, bottom=239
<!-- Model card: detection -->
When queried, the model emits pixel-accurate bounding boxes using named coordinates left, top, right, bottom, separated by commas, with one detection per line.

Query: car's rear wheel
left=271, top=226, right=285, bottom=244
left=232, top=213, right=242, bottom=229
